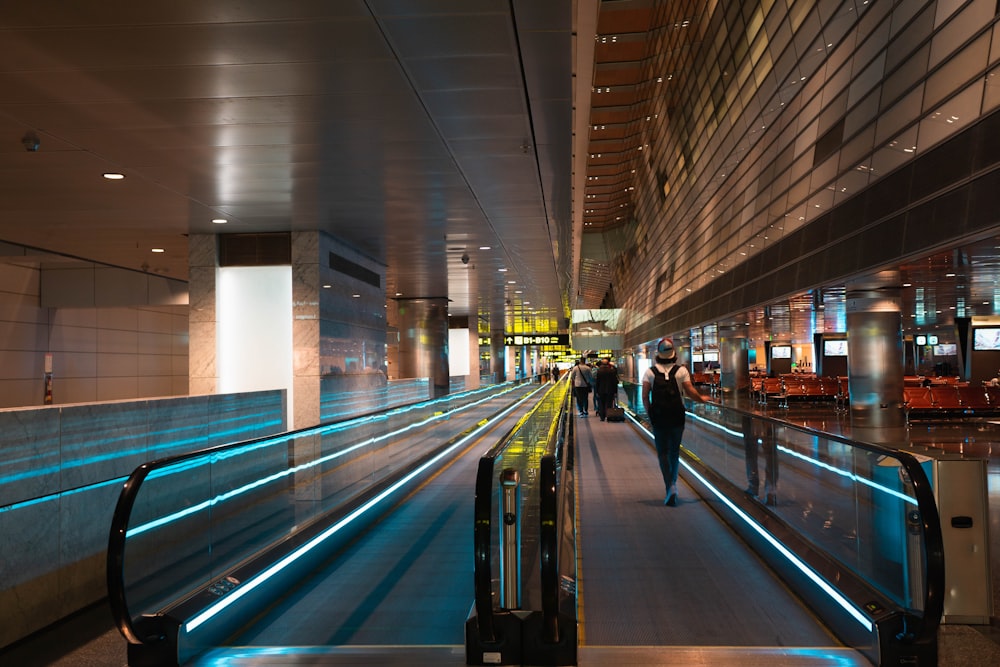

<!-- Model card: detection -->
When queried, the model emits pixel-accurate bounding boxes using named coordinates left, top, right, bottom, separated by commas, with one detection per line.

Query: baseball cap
left=656, top=337, right=676, bottom=359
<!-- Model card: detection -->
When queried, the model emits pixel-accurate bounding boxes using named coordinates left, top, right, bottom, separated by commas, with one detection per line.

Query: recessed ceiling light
left=151, top=248, right=164, bottom=253
left=212, top=218, right=228, bottom=224
left=103, top=173, right=125, bottom=180
left=479, top=246, right=491, bottom=250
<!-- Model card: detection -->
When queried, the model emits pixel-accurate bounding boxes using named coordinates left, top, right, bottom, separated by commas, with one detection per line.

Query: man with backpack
left=570, top=357, right=595, bottom=417
left=641, top=337, right=709, bottom=506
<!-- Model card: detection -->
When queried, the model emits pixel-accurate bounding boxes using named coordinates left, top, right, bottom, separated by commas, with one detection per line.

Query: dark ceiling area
left=0, top=1, right=996, bottom=347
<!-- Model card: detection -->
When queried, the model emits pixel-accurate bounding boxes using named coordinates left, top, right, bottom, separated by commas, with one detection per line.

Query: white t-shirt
left=641, top=362, right=690, bottom=391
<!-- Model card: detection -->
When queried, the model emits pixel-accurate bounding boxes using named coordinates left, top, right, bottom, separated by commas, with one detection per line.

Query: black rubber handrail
left=471, top=382, right=565, bottom=643
left=690, top=402, right=945, bottom=644
left=538, top=388, right=573, bottom=644
left=892, top=449, right=945, bottom=642
left=108, top=380, right=529, bottom=647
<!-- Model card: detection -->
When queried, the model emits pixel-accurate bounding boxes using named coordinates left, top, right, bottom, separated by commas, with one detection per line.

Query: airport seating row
left=750, top=375, right=847, bottom=409
left=903, top=384, right=1000, bottom=420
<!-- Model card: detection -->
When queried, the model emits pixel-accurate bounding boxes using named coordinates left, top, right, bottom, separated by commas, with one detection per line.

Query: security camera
left=22, top=132, right=40, bottom=152
left=461, top=253, right=469, bottom=265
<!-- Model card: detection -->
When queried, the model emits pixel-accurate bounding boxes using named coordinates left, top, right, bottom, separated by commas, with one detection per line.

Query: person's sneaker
left=665, top=493, right=677, bottom=506
left=765, top=493, right=777, bottom=506
left=744, top=486, right=758, bottom=498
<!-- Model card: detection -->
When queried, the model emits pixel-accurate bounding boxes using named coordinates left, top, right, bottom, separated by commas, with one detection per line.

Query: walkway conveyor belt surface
left=573, top=411, right=870, bottom=666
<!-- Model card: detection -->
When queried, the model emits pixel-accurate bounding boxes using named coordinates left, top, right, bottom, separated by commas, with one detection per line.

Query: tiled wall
left=0, top=262, right=188, bottom=408
left=619, top=0, right=1000, bottom=342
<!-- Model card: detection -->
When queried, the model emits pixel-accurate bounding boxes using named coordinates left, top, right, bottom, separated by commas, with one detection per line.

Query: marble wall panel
left=147, top=395, right=211, bottom=459
left=57, top=484, right=120, bottom=609
left=0, top=407, right=60, bottom=505
left=58, top=403, right=149, bottom=489
left=207, top=391, right=286, bottom=445
left=0, top=499, right=59, bottom=648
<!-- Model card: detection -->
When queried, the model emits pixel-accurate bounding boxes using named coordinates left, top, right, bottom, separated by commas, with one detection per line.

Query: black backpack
left=649, top=364, right=685, bottom=425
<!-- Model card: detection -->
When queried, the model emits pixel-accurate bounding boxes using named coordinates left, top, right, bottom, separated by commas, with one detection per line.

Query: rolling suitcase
left=605, top=405, right=625, bottom=422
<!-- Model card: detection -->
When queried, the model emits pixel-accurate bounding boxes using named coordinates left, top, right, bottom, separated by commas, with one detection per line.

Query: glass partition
left=110, top=380, right=539, bottom=638
left=681, top=401, right=937, bottom=614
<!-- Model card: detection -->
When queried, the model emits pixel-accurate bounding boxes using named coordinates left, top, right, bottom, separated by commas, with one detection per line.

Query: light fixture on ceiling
left=212, top=218, right=228, bottom=224
left=103, top=173, right=125, bottom=180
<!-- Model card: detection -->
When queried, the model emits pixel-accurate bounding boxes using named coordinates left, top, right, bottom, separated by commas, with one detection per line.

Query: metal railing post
left=500, top=468, right=520, bottom=610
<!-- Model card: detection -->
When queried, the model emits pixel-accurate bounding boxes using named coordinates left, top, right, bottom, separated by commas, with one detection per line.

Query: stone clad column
left=719, top=327, right=749, bottom=399
left=846, top=271, right=905, bottom=429
left=397, top=297, right=450, bottom=398
left=291, top=232, right=320, bottom=429
left=491, top=330, right=506, bottom=384
left=187, top=234, right=218, bottom=395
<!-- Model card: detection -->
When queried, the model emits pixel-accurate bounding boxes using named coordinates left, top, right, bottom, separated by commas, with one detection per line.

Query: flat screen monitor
left=824, top=340, right=848, bottom=356
left=771, top=345, right=791, bottom=359
left=703, top=351, right=718, bottom=362
left=933, top=343, right=957, bottom=356
left=691, top=353, right=703, bottom=362
left=974, top=328, right=1000, bottom=351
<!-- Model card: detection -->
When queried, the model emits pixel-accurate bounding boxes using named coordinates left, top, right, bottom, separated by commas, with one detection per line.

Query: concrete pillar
left=397, top=297, right=450, bottom=398
left=846, top=271, right=905, bottom=429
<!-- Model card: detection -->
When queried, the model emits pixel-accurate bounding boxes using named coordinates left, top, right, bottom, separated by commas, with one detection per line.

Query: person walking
left=641, top=337, right=708, bottom=505
left=594, top=357, right=620, bottom=421
left=570, top=358, right=594, bottom=417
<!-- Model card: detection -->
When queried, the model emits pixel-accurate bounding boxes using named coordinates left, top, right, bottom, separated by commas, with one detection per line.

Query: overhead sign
left=504, top=334, right=569, bottom=346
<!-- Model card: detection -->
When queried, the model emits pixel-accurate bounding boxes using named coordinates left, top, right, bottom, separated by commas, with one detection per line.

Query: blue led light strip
left=629, top=415, right=873, bottom=633
left=128, top=386, right=528, bottom=537
left=183, top=394, right=531, bottom=633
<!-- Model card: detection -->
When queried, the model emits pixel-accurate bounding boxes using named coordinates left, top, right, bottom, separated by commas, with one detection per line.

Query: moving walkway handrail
left=471, top=381, right=567, bottom=643
left=778, top=416, right=944, bottom=643
left=538, top=388, right=573, bottom=644
left=108, top=380, right=530, bottom=648
left=688, top=402, right=945, bottom=648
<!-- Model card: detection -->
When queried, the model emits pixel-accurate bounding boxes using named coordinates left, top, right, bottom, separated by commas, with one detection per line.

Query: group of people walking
left=569, top=357, right=621, bottom=421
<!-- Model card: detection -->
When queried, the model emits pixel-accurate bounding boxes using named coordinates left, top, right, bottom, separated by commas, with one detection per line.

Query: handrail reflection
left=681, top=399, right=944, bottom=656
left=107, top=380, right=531, bottom=651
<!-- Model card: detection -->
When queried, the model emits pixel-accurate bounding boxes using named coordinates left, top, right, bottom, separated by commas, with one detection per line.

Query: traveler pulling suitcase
left=605, top=405, right=625, bottom=422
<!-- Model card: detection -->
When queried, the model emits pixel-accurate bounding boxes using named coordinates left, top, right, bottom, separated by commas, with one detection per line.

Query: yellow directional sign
left=502, top=334, right=570, bottom=346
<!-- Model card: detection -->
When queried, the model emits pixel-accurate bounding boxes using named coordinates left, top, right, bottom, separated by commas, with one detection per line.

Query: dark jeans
left=574, top=386, right=590, bottom=413
left=651, top=421, right=685, bottom=497
left=743, top=417, right=778, bottom=495
left=597, top=391, right=616, bottom=419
